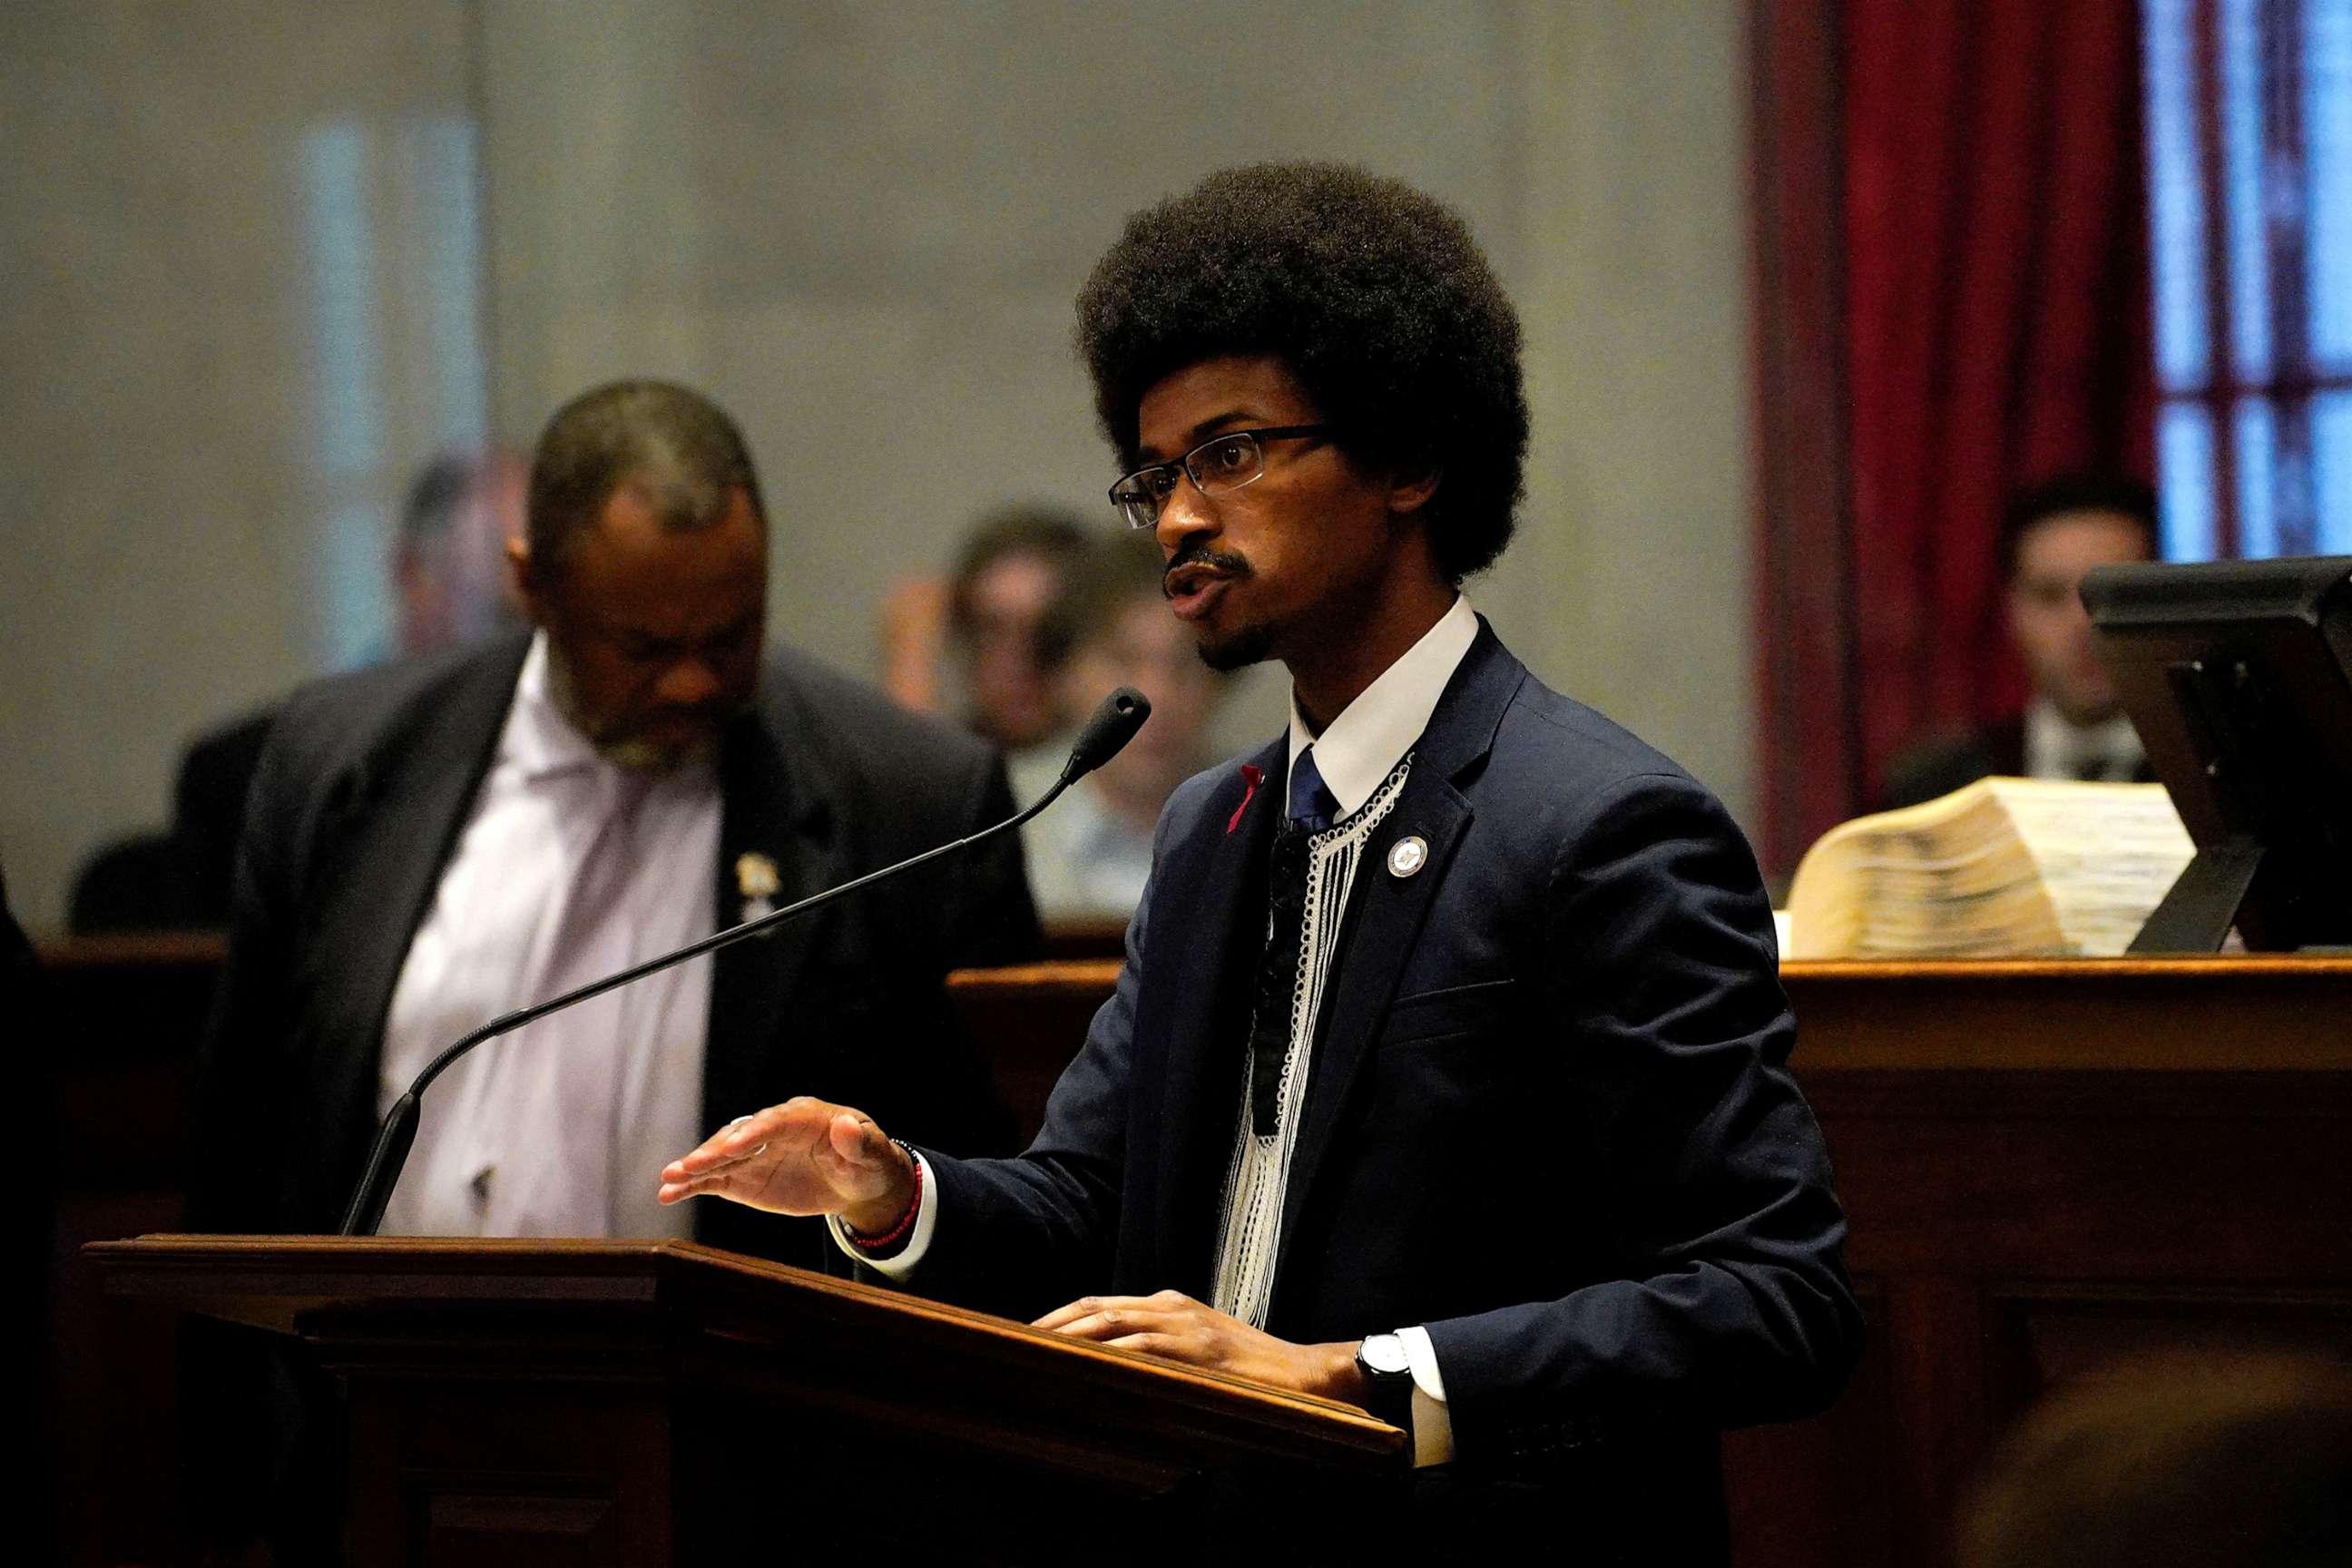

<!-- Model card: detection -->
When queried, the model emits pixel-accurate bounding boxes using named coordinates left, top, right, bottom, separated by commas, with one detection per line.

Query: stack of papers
left=1785, top=779, right=2194, bottom=959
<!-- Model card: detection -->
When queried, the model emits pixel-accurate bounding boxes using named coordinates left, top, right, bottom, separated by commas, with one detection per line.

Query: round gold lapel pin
left=736, top=851, right=780, bottom=920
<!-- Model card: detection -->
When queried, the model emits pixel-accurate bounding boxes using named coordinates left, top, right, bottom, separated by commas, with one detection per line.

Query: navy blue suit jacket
left=910, top=623, right=1861, bottom=1551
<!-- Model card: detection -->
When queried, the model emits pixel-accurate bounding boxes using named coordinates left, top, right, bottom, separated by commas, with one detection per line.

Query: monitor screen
left=2081, top=555, right=2352, bottom=952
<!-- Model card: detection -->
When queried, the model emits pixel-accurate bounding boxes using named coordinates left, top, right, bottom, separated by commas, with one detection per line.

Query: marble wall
left=0, top=0, right=1757, bottom=931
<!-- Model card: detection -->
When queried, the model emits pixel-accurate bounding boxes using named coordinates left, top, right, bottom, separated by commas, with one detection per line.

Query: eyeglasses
left=1107, top=425, right=1333, bottom=530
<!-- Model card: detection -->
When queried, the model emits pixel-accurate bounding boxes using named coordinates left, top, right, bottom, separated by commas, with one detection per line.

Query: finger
left=724, top=1113, right=769, bottom=1160
left=808, top=1111, right=899, bottom=1199
left=1034, top=1292, right=1205, bottom=1330
left=1103, top=1332, right=1200, bottom=1365
left=662, top=1149, right=757, bottom=1185
left=669, top=1115, right=776, bottom=1177
left=824, top=1110, right=891, bottom=1168
left=657, top=1170, right=742, bottom=1205
left=671, top=1098, right=819, bottom=1176
left=1033, top=1294, right=1132, bottom=1332
left=662, top=1141, right=766, bottom=1184
left=659, top=1174, right=801, bottom=1211
left=657, top=1163, right=832, bottom=1217
left=1039, top=1302, right=1181, bottom=1342
left=1046, top=1314, right=1124, bottom=1342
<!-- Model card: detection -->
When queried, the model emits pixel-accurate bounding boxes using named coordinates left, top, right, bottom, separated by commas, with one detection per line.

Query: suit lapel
left=1274, top=625, right=1524, bottom=1263
left=698, top=684, right=838, bottom=1151
left=1146, top=734, right=1287, bottom=1296
left=308, top=639, right=528, bottom=1154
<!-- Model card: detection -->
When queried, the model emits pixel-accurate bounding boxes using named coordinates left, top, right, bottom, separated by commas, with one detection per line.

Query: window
left=299, top=115, right=490, bottom=667
left=2144, top=0, right=2352, bottom=558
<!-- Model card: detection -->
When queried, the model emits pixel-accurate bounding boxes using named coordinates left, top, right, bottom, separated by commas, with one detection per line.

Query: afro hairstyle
left=1075, top=162, right=1529, bottom=583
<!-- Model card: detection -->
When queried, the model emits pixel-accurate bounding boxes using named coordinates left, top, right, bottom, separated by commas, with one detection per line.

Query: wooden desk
left=951, top=957, right=2352, bottom=1568
left=48, top=945, right=2352, bottom=1564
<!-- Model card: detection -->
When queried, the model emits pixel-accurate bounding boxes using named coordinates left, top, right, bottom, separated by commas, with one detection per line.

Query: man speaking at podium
left=663, top=164, right=1861, bottom=1555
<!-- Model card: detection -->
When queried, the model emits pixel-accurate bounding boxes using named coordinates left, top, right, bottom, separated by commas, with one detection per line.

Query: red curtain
left=1752, top=0, right=2154, bottom=865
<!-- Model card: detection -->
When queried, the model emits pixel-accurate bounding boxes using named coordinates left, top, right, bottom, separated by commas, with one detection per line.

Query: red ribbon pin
left=1228, top=763, right=1264, bottom=834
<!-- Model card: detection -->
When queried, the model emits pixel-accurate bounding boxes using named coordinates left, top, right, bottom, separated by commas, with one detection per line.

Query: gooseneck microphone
left=338, top=685, right=1152, bottom=1237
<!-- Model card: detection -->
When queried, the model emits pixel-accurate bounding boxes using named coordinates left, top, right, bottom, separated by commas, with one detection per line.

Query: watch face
left=1360, top=1334, right=1412, bottom=1377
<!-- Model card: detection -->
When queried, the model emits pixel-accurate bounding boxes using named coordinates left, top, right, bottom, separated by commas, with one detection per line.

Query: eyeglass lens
left=1110, top=431, right=1268, bottom=529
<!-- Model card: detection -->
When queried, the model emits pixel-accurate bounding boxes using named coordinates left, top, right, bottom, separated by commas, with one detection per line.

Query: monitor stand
left=2129, top=837, right=2264, bottom=955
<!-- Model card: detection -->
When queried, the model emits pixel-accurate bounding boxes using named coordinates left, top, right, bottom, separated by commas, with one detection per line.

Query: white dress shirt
left=378, top=633, right=720, bottom=1240
left=2024, top=696, right=2147, bottom=782
left=836, top=595, right=1482, bottom=1465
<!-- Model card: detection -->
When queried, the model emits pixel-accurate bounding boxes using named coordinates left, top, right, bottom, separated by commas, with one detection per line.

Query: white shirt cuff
left=823, top=1150, right=937, bottom=1278
left=1394, top=1325, right=1455, bottom=1466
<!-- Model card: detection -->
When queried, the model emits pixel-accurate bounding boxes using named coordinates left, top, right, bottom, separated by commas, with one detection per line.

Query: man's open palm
left=657, top=1096, right=908, bottom=1221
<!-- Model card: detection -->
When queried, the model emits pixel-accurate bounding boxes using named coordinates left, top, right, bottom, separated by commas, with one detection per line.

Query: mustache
left=1162, top=543, right=1252, bottom=594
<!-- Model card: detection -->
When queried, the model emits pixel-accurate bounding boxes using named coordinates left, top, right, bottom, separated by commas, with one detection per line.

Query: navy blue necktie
left=1289, top=747, right=1339, bottom=832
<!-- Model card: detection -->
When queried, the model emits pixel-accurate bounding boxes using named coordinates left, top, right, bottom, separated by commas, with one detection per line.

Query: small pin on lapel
left=736, top=851, right=779, bottom=921
left=1387, top=835, right=1429, bottom=878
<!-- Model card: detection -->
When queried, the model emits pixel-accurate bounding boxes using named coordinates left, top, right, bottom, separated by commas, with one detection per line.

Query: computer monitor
left=2081, top=555, right=2352, bottom=953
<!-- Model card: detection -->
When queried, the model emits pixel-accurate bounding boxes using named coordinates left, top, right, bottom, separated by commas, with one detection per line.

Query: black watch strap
left=1353, top=1334, right=1416, bottom=1432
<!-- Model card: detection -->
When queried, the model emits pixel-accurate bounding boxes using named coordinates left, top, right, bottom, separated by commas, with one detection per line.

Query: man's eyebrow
left=1134, top=407, right=1263, bottom=463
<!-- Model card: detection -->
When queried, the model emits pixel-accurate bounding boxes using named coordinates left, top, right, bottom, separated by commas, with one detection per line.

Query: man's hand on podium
left=657, top=1097, right=916, bottom=1236
left=658, top=1105, right=1367, bottom=1406
left=1034, top=1289, right=1367, bottom=1404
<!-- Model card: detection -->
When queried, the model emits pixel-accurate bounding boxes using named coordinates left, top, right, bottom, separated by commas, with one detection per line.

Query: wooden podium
left=92, top=1235, right=1400, bottom=1564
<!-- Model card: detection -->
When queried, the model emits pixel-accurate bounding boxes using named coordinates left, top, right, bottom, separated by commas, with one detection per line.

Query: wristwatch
left=1352, top=1332, right=1416, bottom=1431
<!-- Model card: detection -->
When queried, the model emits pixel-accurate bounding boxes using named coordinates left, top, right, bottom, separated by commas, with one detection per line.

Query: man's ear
left=1387, top=466, right=1442, bottom=517
left=505, top=534, right=544, bottom=621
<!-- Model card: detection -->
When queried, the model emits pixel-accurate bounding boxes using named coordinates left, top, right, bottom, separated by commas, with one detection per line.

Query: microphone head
left=1063, top=686, right=1152, bottom=782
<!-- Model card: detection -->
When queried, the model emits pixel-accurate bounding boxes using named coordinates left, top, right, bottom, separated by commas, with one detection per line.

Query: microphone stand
left=338, top=687, right=1149, bottom=1237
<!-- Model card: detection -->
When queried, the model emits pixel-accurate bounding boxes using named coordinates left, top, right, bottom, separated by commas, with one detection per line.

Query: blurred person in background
left=68, top=449, right=530, bottom=932
left=389, top=448, right=532, bottom=653
left=1020, top=532, right=1228, bottom=922
left=1957, top=1355, right=2352, bottom=1568
left=879, top=506, right=1092, bottom=762
left=1880, top=474, right=2160, bottom=810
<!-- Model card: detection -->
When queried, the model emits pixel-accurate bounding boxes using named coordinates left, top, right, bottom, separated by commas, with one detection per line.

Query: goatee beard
left=1195, top=622, right=1274, bottom=672
left=598, top=732, right=716, bottom=774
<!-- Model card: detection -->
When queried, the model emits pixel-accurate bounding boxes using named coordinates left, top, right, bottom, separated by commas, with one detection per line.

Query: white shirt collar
left=2024, top=695, right=2145, bottom=781
left=1286, top=594, right=1480, bottom=817
left=502, top=632, right=604, bottom=782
